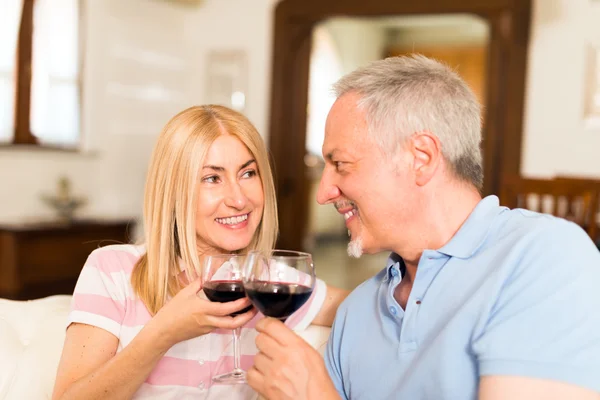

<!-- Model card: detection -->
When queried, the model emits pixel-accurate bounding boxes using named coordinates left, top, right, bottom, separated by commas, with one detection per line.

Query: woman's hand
left=148, top=278, right=257, bottom=349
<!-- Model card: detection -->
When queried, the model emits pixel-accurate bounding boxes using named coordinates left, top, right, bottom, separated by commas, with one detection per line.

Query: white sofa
left=0, top=295, right=331, bottom=400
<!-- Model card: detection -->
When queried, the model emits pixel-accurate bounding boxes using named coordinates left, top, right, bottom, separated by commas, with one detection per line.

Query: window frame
left=6, top=0, right=83, bottom=149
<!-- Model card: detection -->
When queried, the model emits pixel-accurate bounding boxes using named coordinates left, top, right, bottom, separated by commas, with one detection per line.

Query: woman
left=52, top=105, right=347, bottom=399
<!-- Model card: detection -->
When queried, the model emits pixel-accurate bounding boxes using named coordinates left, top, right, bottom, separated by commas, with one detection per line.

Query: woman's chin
left=217, top=239, right=252, bottom=253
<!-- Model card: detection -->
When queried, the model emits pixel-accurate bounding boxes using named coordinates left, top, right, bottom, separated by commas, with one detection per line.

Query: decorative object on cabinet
left=39, top=176, right=87, bottom=223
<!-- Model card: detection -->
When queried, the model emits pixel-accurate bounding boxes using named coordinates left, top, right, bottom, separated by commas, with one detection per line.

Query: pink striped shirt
left=67, top=244, right=327, bottom=399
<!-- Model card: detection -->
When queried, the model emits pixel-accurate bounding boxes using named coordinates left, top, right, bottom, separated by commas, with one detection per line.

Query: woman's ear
left=409, top=131, right=442, bottom=187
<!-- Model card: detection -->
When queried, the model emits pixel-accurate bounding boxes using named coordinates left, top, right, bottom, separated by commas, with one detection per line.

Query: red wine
left=203, top=280, right=252, bottom=316
left=244, top=281, right=313, bottom=321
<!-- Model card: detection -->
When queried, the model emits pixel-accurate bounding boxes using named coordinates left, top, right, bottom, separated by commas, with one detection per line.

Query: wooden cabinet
left=0, top=219, right=135, bottom=300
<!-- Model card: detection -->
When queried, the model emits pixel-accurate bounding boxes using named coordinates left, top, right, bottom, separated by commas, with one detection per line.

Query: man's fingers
left=256, top=317, right=301, bottom=346
left=255, top=331, right=284, bottom=359
left=246, top=366, right=267, bottom=394
left=252, top=352, right=272, bottom=375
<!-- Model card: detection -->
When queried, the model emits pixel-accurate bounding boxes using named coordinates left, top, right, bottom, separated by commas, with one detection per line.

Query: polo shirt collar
left=385, top=195, right=506, bottom=278
left=437, top=195, right=505, bottom=259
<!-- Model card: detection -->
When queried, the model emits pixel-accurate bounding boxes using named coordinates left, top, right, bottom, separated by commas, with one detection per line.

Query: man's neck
left=394, top=181, right=482, bottom=274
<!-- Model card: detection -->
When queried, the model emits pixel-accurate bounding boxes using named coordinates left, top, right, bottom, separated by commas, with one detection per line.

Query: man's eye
left=334, top=161, right=343, bottom=170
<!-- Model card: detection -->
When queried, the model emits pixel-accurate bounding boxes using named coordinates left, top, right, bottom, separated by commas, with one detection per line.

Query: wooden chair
left=500, top=175, right=599, bottom=240
left=554, top=176, right=600, bottom=243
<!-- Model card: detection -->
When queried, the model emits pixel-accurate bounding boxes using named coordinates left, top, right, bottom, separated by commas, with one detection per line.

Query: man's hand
left=247, top=318, right=340, bottom=400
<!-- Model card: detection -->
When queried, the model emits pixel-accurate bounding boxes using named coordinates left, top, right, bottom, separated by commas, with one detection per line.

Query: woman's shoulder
left=86, top=244, right=146, bottom=275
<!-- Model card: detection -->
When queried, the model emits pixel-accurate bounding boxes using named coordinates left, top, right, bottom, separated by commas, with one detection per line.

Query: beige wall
left=1, top=0, right=599, bottom=228
left=521, top=0, right=600, bottom=178
left=0, top=0, right=277, bottom=229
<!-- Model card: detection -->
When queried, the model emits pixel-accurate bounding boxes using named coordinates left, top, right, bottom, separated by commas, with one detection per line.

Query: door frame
left=268, top=0, right=532, bottom=250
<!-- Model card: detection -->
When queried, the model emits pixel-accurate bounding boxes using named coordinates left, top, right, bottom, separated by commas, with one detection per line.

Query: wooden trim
left=0, top=232, right=20, bottom=297
left=14, top=0, right=38, bottom=145
left=268, top=0, right=532, bottom=251
left=11, top=0, right=84, bottom=148
left=0, top=143, right=80, bottom=152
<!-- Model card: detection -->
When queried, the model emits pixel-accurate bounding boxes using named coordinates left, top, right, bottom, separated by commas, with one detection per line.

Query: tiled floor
left=310, top=239, right=390, bottom=290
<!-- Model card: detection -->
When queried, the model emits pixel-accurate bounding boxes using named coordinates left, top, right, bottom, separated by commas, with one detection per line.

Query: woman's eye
left=203, top=175, right=220, bottom=183
left=242, top=169, right=257, bottom=179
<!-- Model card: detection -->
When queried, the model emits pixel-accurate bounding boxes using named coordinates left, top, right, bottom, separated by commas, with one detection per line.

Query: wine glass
left=202, top=254, right=251, bottom=384
left=242, top=250, right=315, bottom=323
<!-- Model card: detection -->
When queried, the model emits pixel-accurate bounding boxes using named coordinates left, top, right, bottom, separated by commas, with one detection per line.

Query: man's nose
left=316, top=168, right=341, bottom=205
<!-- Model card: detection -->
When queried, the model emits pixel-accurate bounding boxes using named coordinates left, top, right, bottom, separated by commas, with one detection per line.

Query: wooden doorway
left=268, top=0, right=532, bottom=251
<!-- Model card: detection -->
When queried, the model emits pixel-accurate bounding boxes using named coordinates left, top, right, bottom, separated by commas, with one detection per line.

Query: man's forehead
left=323, top=122, right=368, bottom=158
left=322, top=134, right=360, bottom=160
left=322, top=92, right=371, bottom=155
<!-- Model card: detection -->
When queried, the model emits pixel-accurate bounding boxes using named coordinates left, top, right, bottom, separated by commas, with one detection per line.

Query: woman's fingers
left=203, top=296, right=253, bottom=316
left=206, top=307, right=258, bottom=330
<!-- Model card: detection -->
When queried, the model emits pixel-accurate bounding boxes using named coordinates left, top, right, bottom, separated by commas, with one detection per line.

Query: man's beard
left=335, top=199, right=362, bottom=257
left=347, top=236, right=363, bottom=258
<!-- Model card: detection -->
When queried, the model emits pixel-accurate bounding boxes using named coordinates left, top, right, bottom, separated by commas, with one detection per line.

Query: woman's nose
left=224, top=182, right=248, bottom=209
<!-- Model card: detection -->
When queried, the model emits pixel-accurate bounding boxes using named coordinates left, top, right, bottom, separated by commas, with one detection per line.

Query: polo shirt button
left=390, top=306, right=397, bottom=315
left=198, top=382, right=206, bottom=390
left=198, top=359, right=205, bottom=365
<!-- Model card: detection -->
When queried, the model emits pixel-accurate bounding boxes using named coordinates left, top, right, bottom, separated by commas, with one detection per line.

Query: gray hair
left=332, top=54, right=483, bottom=190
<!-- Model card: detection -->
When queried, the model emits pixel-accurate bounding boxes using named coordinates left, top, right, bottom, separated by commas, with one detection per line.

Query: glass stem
left=233, top=327, right=243, bottom=374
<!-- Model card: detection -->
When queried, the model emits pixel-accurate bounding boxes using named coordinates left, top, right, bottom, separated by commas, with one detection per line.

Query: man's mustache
left=335, top=200, right=356, bottom=211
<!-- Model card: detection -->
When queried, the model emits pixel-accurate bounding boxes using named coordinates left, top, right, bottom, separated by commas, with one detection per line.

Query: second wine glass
left=202, top=254, right=250, bottom=384
left=242, top=250, right=315, bottom=323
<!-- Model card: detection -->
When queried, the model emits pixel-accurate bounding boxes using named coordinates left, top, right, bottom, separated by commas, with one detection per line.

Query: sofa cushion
left=0, top=295, right=331, bottom=399
left=0, top=295, right=71, bottom=399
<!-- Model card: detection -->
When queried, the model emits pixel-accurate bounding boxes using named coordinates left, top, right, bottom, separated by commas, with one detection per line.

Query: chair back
left=500, top=175, right=599, bottom=240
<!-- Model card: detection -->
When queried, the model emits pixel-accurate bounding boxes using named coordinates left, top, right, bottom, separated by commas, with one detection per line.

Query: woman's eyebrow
left=238, top=159, right=256, bottom=170
left=202, top=165, right=224, bottom=171
left=202, top=159, right=255, bottom=172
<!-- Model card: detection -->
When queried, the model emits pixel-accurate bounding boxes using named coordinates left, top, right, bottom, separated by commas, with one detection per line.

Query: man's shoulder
left=486, top=208, right=600, bottom=276
left=496, top=208, right=595, bottom=251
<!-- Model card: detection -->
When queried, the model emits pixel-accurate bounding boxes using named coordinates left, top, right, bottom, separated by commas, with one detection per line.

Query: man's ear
left=409, top=131, right=442, bottom=187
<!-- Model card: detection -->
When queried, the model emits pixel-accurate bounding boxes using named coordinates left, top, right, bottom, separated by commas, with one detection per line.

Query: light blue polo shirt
left=325, top=195, right=600, bottom=399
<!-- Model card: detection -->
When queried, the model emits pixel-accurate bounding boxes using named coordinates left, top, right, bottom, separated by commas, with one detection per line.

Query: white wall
left=324, top=18, right=387, bottom=75
left=521, top=0, right=600, bottom=178
left=0, top=0, right=278, bottom=229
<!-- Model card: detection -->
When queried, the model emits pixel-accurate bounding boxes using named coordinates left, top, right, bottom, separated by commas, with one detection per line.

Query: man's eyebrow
left=325, top=150, right=337, bottom=161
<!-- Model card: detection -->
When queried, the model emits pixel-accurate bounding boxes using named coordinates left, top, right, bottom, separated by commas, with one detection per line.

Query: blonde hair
left=131, top=105, right=278, bottom=315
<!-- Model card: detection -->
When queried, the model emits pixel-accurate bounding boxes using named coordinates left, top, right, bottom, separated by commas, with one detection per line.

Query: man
left=247, top=55, right=600, bottom=399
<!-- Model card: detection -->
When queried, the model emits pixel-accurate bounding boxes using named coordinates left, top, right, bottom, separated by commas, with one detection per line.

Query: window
left=0, top=0, right=81, bottom=147
left=306, top=25, right=343, bottom=157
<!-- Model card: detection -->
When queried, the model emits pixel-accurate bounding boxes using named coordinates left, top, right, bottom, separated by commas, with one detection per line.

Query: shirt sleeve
left=325, top=306, right=349, bottom=400
left=472, top=220, right=600, bottom=392
left=285, top=278, right=327, bottom=332
left=66, top=248, right=128, bottom=338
